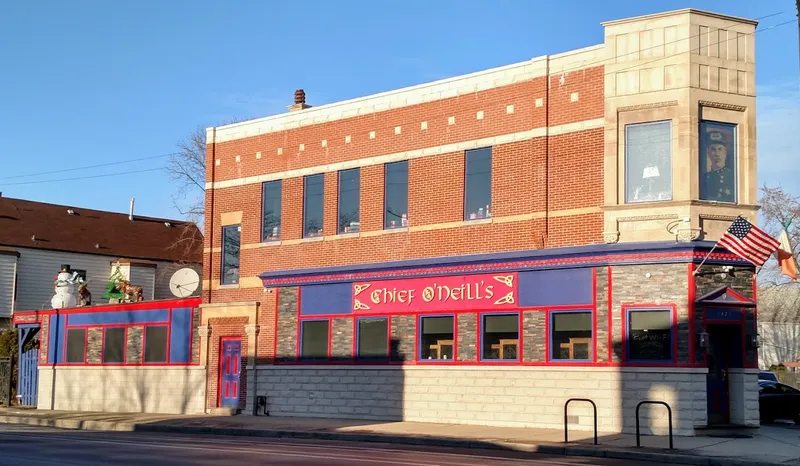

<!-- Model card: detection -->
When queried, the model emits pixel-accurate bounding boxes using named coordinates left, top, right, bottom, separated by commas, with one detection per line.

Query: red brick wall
left=204, top=65, right=605, bottom=304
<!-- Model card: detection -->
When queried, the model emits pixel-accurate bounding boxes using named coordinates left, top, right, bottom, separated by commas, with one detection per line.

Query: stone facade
left=331, top=318, right=353, bottom=360
left=257, top=366, right=707, bottom=436
left=191, top=309, right=201, bottom=364
left=457, top=314, right=476, bottom=361
left=595, top=267, right=610, bottom=363
left=86, top=328, right=102, bottom=364
left=126, top=326, right=143, bottom=363
left=276, top=287, right=298, bottom=361
left=391, top=315, right=415, bottom=362
left=522, top=311, right=545, bottom=362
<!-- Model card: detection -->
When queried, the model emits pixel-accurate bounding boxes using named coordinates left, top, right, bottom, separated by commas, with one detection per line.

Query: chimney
left=129, top=197, right=135, bottom=221
left=288, top=89, right=311, bottom=112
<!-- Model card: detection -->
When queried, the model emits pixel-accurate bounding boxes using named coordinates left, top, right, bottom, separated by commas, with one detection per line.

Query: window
left=464, top=147, right=492, bottom=220
left=625, top=121, right=672, bottom=203
left=356, top=317, right=388, bottom=359
left=303, top=174, right=324, bottom=238
left=300, top=320, right=329, bottom=360
left=261, top=180, right=282, bottom=241
left=419, top=316, right=454, bottom=360
left=481, top=313, right=518, bottom=360
left=72, top=269, right=87, bottom=282
left=384, top=161, right=409, bottom=229
left=699, top=121, right=737, bottom=203
left=144, top=326, right=168, bottom=363
left=337, top=168, right=360, bottom=234
left=103, top=327, right=125, bottom=363
left=65, top=328, right=86, bottom=363
left=550, top=312, right=592, bottom=361
left=627, top=309, right=673, bottom=361
left=220, top=225, right=240, bottom=285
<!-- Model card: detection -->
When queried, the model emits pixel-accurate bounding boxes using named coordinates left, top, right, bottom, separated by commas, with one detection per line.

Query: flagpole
left=693, top=242, right=720, bottom=276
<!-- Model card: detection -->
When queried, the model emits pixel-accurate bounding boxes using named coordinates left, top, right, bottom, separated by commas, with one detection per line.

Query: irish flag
left=776, top=227, right=798, bottom=281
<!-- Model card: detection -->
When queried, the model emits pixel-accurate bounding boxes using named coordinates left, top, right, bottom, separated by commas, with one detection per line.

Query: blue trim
left=66, top=309, right=169, bottom=326
left=169, top=308, right=192, bottom=363
left=417, top=314, right=455, bottom=363
left=50, top=314, right=66, bottom=364
left=298, top=318, right=330, bottom=360
left=479, top=312, right=520, bottom=362
left=355, top=316, right=389, bottom=361
left=548, top=310, right=594, bottom=363
left=625, top=308, right=675, bottom=363
left=259, top=240, right=751, bottom=286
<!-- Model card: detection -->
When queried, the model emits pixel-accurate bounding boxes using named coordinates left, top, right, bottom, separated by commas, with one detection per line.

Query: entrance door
left=219, top=339, right=242, bottom=408
left=706, top=323, right=743, bottom=425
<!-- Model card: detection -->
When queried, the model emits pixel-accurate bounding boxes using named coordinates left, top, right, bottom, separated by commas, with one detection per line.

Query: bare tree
left=757, top=184, right=800, bottom=286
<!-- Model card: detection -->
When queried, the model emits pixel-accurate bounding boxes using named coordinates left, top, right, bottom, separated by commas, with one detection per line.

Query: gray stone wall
left=522, top=311, right=545, bottom=362
left=126, top=326, right=143, bottom=363
left=191, top=308, right=201, bottom=364
left=595, top=267, right=609, bottom=363
left=694, top=265, right=755, bottom=298
left=457, top=313, right=477, bottom=361
left=610, top=264, right=689, bottom=363
left=391, top=315, right=415, bottom=362
left=277, top=287, right=299, bottom=362
left=331, top=317, right=353, bottom=360
left=87, top=328, right=102, bottom=364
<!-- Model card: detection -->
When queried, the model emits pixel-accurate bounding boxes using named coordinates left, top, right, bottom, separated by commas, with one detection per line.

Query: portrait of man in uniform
left=699, top=121, right=736, bottom=203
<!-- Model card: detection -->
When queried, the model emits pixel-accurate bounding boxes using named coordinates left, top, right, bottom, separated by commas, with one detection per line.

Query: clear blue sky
left=1, top=0, right=798, bottom=220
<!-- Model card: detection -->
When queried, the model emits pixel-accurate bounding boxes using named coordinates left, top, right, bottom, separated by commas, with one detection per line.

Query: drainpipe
left=207, top=128, right=217, bottom=304
left=544, top=55, right=551, bottom=241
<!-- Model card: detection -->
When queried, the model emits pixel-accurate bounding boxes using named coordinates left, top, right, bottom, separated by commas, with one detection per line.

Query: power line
left=0, top=152, right=179, bottom=180
left=0, top=167, right=164, bottom=186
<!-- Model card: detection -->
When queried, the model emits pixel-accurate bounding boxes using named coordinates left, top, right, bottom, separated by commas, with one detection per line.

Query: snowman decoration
left=51, top=264, right=80, bottom=309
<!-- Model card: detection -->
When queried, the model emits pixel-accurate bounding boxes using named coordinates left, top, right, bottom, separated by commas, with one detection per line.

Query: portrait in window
left=699, top=121, right=737, bottom=203
left=625, top=121, right=672, bottom=203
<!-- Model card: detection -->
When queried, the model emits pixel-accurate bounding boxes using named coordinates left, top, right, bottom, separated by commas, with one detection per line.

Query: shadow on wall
left=56, top=366, right=206, bottom=415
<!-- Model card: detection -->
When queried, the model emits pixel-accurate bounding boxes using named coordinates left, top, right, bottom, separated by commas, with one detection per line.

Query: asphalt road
left=0, top=423, right=684, bottom=466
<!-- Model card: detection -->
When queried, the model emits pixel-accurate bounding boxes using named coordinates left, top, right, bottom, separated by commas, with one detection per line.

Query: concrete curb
left=0, top=415, right=787, bottom=466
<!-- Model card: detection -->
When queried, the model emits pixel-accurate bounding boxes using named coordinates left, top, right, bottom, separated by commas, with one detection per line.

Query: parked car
left=759, top=380, right=800, bottom=424
left=760, top=370, right=779, bottom=382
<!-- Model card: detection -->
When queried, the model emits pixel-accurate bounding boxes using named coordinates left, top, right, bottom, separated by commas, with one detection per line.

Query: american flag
left=717, top=216, right=780, bottom=266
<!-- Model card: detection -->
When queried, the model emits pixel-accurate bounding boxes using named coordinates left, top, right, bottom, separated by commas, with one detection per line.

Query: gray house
left=0, top=195, right=203, bottom=324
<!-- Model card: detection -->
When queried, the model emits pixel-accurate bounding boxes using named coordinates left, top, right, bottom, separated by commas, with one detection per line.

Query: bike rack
left=635, top=400, right=673, bottom=450
left=564, top=398, right=598, bottom=445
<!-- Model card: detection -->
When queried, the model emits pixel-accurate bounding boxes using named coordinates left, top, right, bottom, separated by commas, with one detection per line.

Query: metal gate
left=17, top=327, right=40, bottom=407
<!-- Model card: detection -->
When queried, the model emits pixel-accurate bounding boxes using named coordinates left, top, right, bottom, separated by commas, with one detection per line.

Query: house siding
left=13, top=247, right=202, bottom=312
left=0, top=254, right=18, bottom=318
left=129, top=266, right=156, bottom=301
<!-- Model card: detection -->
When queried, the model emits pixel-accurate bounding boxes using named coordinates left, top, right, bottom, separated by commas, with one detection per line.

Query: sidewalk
left=0, top=408, right=798, bottom=466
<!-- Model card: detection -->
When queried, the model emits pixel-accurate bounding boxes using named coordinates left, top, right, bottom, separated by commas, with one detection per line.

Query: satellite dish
left=169, top=268, right=200, bottom=298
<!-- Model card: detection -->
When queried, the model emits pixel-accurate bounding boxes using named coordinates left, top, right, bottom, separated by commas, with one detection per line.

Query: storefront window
left=464, top=147, right=492, bottom=220
left=419, top=316, right=454, bottom=361
left=550, top=311, right=592, bottom=361
left=357, top=317, right=388, bottom=360
left=303, top=174, right=325, bottom=238
left=338, top=168, right=360, bottom=234
left=300, top=320, right=329, bottom=360
left=103, top=327, right=125, bottom=363
left=625, top=121, right=672, bottom=203
left=481, top=313, right=518, bottom=360
left=384, top=161, right=409, bottom=229
left=144, top=326, right=168, bottom=363
left=699, top=121, right=737, bottom=203
left=627, top=309, right=673, bottom=362
left=65, top=328, right=86, bottom=363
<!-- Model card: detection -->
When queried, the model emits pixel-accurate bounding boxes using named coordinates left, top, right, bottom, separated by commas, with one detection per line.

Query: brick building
left=200, top=9, right=762, bottom=435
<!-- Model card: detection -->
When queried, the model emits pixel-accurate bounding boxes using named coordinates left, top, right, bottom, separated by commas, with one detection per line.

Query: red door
left=219, top=339, right=242, bottom=408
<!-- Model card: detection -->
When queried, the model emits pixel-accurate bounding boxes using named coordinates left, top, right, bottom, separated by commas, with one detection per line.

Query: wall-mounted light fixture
left=698, top=331, right=710, bottom=349
left=747, top=333, right=761, bottom=351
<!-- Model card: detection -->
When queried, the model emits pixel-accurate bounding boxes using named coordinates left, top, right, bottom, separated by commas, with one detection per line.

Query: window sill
left=217, top=284, right=240, bottom=290
left=258, top=240, right=282, bottom=247
left=463, top=218, right=493, bottom=226
left=300, top=236, right=325, bottom=243
left=327, top=232, right=360, bottom=241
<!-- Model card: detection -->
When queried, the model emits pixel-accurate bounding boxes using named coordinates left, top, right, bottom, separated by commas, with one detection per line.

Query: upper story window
left=303, top=174, right=324, bottom=238
left=220, top=224, right=240, bottom=285
left=384, top=161, right=408, bottom=229
left=338, top=168, right=360, bottom=234
left=261, top=180, right=282, bottom=241
left=464, top=147, right=492, bottom=220
left=699, top=121, right=737, bottom=203
left=625, top=121, right=672, bottom=203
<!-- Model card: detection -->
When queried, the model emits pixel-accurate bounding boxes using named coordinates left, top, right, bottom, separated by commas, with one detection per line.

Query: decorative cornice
left=616, top=101, right=679, bottom=113
left=699, top=101, right=747, bottom=112
left=700, top=214, right=739, bottom=221
left=602, top=231, right=620, bottom=244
